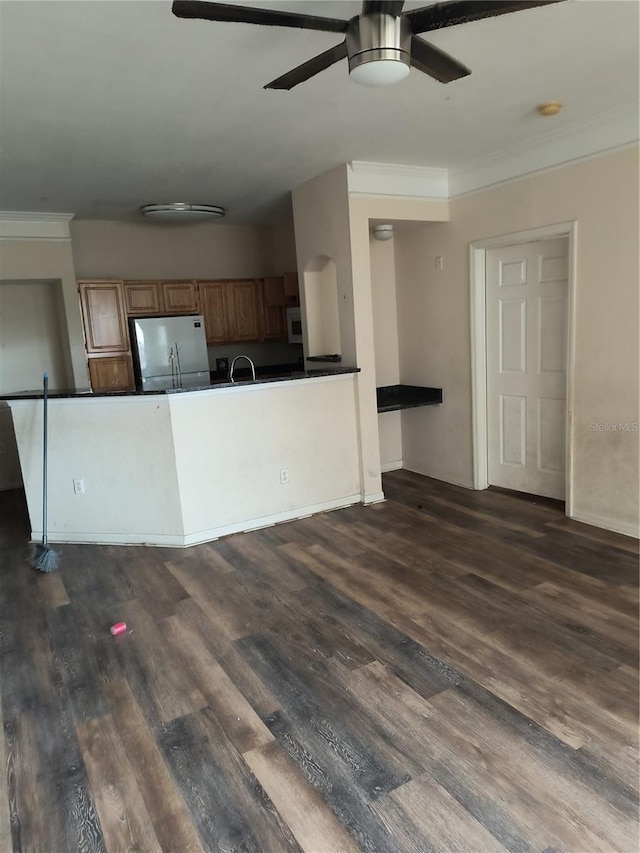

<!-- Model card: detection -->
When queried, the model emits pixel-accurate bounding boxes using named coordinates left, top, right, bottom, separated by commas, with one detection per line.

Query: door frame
left=469, top=221, right=578, bottom=516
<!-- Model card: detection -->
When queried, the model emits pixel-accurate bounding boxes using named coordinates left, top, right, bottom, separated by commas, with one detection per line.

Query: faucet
left=229, top=355, right=256, bottom=383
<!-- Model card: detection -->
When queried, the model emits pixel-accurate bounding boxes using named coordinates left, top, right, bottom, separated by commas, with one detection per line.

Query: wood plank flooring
left=0, top=471, right=638, bottom=852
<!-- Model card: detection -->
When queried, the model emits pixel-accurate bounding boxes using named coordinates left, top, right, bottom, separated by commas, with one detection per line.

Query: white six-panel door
left=486, top=238, right=568, bottom=500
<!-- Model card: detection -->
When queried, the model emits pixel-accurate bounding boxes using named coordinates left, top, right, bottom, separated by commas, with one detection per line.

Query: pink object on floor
left=110, top=622, right=127, bottom=636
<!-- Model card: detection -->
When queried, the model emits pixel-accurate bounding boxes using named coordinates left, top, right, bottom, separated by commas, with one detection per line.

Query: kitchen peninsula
left=6, top=368, right=369, bottom=547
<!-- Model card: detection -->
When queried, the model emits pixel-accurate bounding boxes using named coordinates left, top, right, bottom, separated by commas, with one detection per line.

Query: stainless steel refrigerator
left=131, top=315, right=210, bottom=391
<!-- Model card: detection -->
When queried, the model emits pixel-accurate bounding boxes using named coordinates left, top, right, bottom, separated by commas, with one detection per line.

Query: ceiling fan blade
left=361, top=1, right=405, bottom=15
left=265, top=41, right=348, bottom=90
left=406, top=0, right=564, bottom=34
left=410, top=34, right=470, bottom=82
left=172, top=1, right=348, bottom=33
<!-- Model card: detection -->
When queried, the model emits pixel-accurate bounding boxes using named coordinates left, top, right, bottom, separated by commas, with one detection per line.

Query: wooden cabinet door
left=78, top=280, right=129, bottom=353
left=228, top=280, right=261, bottom=342
left=283, top=271, right=300, bottom=305
left=88, top=356, right=134, bottom=392
left=259, top=280, right=286, bottom=340
left=263, top=277, right=285, bottom=307
left=162, top=281, right=199, bottom=314
left=200, top=282, right=228, bottom=344
left=123, top=281, right=163, bottom=315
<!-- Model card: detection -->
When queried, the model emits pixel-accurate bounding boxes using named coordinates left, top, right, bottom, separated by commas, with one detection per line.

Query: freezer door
left=134, top=315, right=209, bottom=387
left=171, top=315, right=209, bottom=377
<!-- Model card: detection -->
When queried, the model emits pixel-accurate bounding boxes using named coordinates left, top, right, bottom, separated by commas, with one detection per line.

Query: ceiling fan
left=172, top=0, right=562, bottom=89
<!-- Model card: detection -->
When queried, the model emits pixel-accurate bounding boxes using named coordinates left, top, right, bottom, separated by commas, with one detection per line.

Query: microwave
left=286, top=307, right=303, bottom=344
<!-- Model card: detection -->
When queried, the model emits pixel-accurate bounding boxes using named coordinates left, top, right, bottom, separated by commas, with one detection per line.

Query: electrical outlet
left=279, top=468, right=289, bottom=485
left=435, top=255, right=444, bottom=271
left=73, top=478, right=85, bottom=495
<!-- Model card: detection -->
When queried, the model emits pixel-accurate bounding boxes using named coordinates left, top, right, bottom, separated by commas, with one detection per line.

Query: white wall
left=169, top=375, right=361, bottom=543
left=394, top=146, right=639, bottom=535
left=10, top=395, right=183, bottom=544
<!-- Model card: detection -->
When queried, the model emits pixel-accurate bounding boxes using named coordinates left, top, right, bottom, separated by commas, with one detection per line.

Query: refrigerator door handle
left=174, top=342, right=182, bottom=388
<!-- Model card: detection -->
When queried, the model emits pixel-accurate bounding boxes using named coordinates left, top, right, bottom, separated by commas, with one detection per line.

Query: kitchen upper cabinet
left=162, top=281, right=199, bottom=314
left=123, top=280, right=199, bottom=316
left=123, top=281, right=162, bottom=315
left=264, top=273, right=299, bottom=307
left=228, top=280, right=261, bottom=342
left=260, top=280, right=286, bottom=340
left=200, top=281, right=228, bottom=344
left=78, top=280, right=129, bottom=353
left=88, top=356, right=135, bottom=392
left=283, top=271, right=300, bottom=305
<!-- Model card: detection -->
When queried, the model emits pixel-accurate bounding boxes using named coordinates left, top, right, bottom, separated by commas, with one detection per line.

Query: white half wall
left=8, top=373, right=363, bottom=545
left=169, top=374, right=361, bottom=544
left=10, top=396, right=183, bottom=544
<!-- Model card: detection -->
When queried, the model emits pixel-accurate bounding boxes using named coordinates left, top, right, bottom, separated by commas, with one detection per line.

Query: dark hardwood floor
left=0, top=470, right=638, bottom=852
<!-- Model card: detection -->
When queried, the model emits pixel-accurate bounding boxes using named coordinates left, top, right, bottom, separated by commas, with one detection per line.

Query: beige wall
left=70, top=220, right=287, bottom=280
left=347, top=194, right=450, bottom=497
left=370, top=234, right=402, bottom=470
left=292, top=166, right=385, bottom=502
left=394, top=146, right=639, bottom=534
left=0, top=238, right=88, bottom=388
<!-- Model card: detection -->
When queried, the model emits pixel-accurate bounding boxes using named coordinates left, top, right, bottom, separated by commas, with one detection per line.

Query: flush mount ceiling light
left=139, top=203, right=225, bottom=222
left=372, top=224, right=394, bottom=241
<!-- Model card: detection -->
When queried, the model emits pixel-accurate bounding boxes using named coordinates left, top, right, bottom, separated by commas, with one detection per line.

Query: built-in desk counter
left=376, top=385, right=443, bottom=413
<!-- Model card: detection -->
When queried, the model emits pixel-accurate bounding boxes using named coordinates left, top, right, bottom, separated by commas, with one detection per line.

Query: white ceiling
left=0, top=0, right=638, bottom=223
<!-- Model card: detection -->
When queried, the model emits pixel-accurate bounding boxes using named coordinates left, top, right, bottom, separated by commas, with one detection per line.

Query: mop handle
left=42, top=372, right=48, bottom=547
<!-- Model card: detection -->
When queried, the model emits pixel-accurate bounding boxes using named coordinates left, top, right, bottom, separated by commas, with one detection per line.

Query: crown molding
left=347, top=161, right=449, bottom=199
left=0, top=211, right=75, bottom=241
left=448, top=104, right=639, bottom=198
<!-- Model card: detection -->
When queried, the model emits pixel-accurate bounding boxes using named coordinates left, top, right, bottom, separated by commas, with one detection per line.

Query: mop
left=30, top=372, right=59, bottom=572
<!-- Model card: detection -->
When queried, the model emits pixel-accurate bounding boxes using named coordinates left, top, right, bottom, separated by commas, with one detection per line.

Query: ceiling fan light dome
left=347, top=12, right=411, bottom=87
left=350, top=56, right=410, bottom=86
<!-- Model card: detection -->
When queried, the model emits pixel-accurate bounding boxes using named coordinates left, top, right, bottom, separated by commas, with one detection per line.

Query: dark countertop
left=376, top=385, right=443, bottom=413
left=2, top=367, right=360, bottom=400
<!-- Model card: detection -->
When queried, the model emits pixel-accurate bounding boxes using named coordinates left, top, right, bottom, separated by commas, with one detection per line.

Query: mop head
left=30, top=542, right=60, bottom=573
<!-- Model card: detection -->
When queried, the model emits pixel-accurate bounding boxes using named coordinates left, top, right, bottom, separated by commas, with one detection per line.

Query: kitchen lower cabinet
left=78, top=280, right=130, bottom=353
left=88, top=356, right=135, bottom=392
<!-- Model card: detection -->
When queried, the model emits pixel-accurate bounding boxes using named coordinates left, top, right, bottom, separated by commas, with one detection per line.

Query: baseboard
left=380, top=460, right=403, bottom=473
left=34, top=494, right=366, bottom=547
left=32, top=530, right=185, bottom=547
left=183, top=494, right=362, bottom=546
left=569, top=510, right=639, bottom=539
left=362, top=491, right=385, bottom=505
